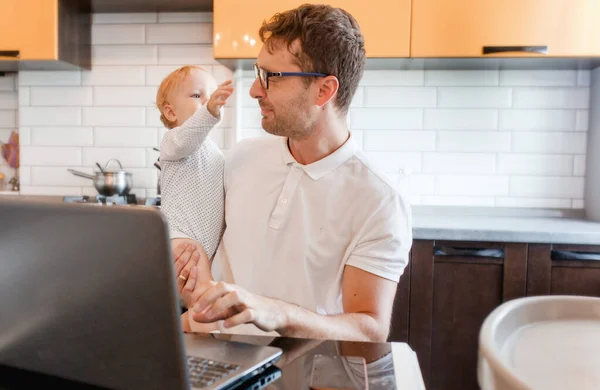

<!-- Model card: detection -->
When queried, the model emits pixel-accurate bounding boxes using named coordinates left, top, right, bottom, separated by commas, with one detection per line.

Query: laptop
left=0, top=198, right=282, bottom=389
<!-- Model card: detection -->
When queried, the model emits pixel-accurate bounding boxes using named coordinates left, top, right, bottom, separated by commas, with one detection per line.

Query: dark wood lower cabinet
left=388, top=239, right=600, bottom=390
left=528, top=243, right=600, bottom=296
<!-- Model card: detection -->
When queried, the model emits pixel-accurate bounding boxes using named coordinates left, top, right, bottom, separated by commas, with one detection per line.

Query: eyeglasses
left=253, top=62, right=327, bottom=90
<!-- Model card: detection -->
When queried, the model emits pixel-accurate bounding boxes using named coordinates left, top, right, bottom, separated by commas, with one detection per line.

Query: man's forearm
left=277, top=300, right=388, bottom=342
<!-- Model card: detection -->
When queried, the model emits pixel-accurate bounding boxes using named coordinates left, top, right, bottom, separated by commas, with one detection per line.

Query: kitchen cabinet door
left=0, top=0, right=58, bottom=61
left=213, top=0, right=411, bottom=59
left=411, top=0, right=600, bottom=57
left=0, top=0, right=90, bottom=71
left=408, top=240, right=527, bottom=390
left=527, top=244, right=600, bottom=297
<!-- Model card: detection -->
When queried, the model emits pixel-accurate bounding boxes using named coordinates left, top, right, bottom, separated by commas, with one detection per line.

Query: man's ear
left=163, top=104, right=177, bottom=124
left=316, top=75, right=339, bottom=107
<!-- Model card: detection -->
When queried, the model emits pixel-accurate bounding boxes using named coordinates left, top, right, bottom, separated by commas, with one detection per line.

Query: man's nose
left=249, top=77, right=265, bottom=100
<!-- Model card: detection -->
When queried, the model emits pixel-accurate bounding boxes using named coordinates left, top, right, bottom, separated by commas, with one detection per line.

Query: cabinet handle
left=551, top=250, right=600, bottom=261
left=0, top=50, right=19, bottom=59
left=482, top=46, right=547, bottom=55
left=434, top=246, right=505, bottom=259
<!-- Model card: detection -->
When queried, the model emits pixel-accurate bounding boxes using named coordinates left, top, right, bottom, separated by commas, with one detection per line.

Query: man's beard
left=261, top=101, right=316, bottom=140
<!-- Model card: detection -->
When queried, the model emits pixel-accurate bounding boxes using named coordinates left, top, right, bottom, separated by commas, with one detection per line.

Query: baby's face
left=169, top=69, right=217, bottom=127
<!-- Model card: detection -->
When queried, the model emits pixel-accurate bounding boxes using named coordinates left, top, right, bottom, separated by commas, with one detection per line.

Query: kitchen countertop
left=5, top=194, right=600, bottom=246
left=412, top=206, right=600, bottom=245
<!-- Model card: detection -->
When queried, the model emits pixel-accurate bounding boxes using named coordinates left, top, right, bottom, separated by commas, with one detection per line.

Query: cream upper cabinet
left=411, top=0, right=600, bottom=57
left=213, top=0, right=411, bottom=59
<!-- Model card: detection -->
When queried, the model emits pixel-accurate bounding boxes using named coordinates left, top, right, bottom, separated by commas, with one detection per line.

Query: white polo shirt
left=211, top=133, right=412, bottom=318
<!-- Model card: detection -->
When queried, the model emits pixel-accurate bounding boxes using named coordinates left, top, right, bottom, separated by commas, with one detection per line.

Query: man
left=175, top=3, right=412, bottom=342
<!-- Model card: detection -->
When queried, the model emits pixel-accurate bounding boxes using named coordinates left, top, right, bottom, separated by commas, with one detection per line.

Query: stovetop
left=63, top=194, right=161, bottom=208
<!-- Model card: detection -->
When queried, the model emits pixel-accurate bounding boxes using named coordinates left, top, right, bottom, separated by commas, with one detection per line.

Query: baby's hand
left=207, top=80, right=234, bottom=118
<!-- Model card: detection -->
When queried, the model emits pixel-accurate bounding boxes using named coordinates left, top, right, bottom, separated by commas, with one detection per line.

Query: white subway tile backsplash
left=497, top=154, right=573, bottom=175
left=423, top=153, right=496, bottom=174
left=158, top=12, right=213, bottom=23
left=21, top=146, right=82, bottom=166
left=92, top=24, right=146, bottom=45
left=18, top=88, right=30, bottom=106
left=31, top=167, right=93, bottom=186
left=20, top=186, right=82, bottom=196
left=82, top=66, right=146, bottom=86
left=495, top=198, right=572, bottom=208
left=82, top=147, right=147, bottom=168
left=0, top=75, right=15, bottom=90
left=146, top=23, right=212, bottom=44
left=83, top=107, right=145, bottom=126
left=13, top=14, right=592, bottom=208
left=437, top=131, right=511, bottom=152
left=18, top=128, right=30, bottom=145
left=19, top=71, right=81, bottom=86
left=124, top=168, right=157, bottom=188
left=0, top=92, right=18, bottom=110
left=212, top=65, right=234, bottom=85
left=20, top=107, right=81, bottom=126
left=435, top=175, right=509, bottom=196
left=93, top=87, right=156, bottom=107
left=364, top=131, right=436, bottom=151
left=362, top=151, right=422, bottom=173
left=408, top=174, right=435, bottom=195
left=241, top=109, right=263, bottom=129
left=146, top=107, right=165, bottom=127
left=0, top=111, right=16, bottom=128
left=499, top=109, right=576, bottom=131
left=577, top=70, right=591, bottom=86
left=145, top=148, right=160, bottom=168
left=422, top=196, right=496, bottom=207
left=574, top=155, right=586, bottom=176
left=424, top=109, right=498, bottom=130
left=576, top=110, right=589, bottom=131
left=512, top=132, right=586, bottom=154
left=31, top=127, right=93, bottom=146
left=500, top=70, right=577, bottom=86
left=93, top=45, right=158, bottom=65
left=510, top=177, right=584, bottom=198
left=360, top=70, right=424, bottom=86
left=364, top=87, right=436, bottom=108
left=93, top=13, right=157, bottom=24
left=30, top=87, right=93, bottom=106
left=145, top=65, right=184, bottom=85
left=94, top=127, right=157, bottom=147
left=350, top=88, right=364, bottom=108
left=351, top=109, right=422, bottom=130
left=438, top=87, right=512, bottom=108
left=513, top=88, right=590, bottom=109
left=18, top=167, right=30, bottom=185
left=426, top=70, right=499, bottom=86
left=158, top=45, right=216, bottom=65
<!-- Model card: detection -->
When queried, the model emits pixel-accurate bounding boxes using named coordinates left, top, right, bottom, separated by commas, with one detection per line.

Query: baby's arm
left=159, top=106, right=220, bottom=161
left=160, top=80, right=233, bottom=161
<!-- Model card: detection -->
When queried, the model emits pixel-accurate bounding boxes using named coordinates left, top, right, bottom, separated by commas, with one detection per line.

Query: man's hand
left=207, top=80, right=234, bottom=118
left=172, top=238, right=211, bottom=308
left=190, top=281, right=287, bottom=333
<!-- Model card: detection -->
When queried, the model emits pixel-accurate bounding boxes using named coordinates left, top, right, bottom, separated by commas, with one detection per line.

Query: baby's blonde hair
left=156, top=65, right=208, bottom=129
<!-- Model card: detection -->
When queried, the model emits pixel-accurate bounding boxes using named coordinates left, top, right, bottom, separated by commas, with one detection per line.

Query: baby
left=156, top=65, right=233, bottom=284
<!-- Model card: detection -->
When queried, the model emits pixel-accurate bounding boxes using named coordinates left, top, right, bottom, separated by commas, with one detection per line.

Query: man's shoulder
left=226, top=135, right=282, bottom=164
left=349, top=151, right=409, bottom=201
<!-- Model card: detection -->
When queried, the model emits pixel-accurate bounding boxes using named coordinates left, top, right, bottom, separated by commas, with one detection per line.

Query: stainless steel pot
left=68, top=159, right=133, bottom=196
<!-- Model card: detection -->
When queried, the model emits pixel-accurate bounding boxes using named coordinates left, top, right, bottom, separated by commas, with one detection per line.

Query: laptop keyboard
left=186, top=356, right=241, bottom=388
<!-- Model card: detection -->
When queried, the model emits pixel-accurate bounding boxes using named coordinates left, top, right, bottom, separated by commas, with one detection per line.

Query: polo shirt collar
left=280, top=133, right=356, bottom=181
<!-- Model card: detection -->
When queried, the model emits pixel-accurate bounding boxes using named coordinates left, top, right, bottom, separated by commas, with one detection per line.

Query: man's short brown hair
left=259, top=4, right=366, bottom=115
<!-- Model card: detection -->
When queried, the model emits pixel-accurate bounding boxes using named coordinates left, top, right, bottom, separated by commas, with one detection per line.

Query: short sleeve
left=346, top=193, right=412, bottom=282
